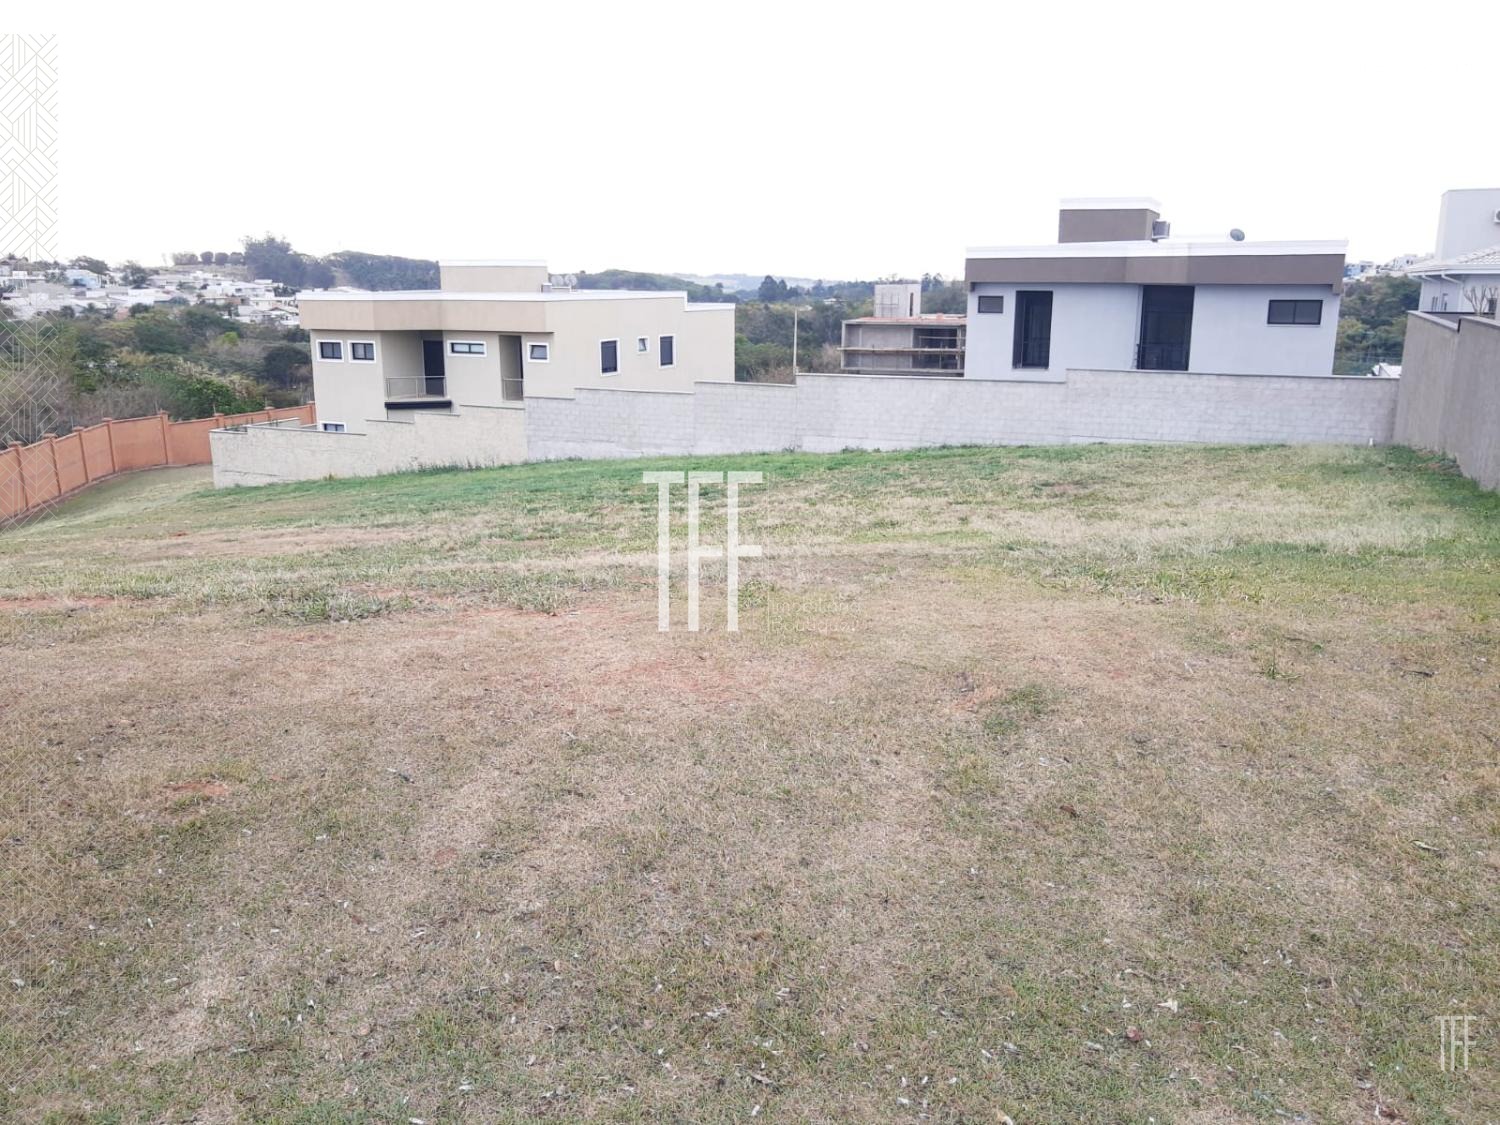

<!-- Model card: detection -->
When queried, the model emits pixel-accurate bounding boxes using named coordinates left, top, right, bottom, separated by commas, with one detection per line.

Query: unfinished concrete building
left=840, top=282, right=966, bottom=375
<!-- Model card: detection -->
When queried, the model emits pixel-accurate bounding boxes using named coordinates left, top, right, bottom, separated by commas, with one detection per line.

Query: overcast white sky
left=33, top=2, right=1497, bottom=279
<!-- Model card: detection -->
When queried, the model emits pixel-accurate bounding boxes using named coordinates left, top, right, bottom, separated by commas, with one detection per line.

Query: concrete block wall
left=692, top=381, right=800, bottom=454
left=1066, top=369, right=1398, bottom=445
left=522, top=371, right=1395, bottom=460
left=212, top=369, right=1400, bottom=487
left=797, top=374, right=1070, bottom=452
left=525, top=389, right=694, bottom=460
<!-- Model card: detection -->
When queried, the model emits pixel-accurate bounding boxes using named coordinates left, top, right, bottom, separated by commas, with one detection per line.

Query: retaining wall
left=1395, top=313, right=1500, bottom=489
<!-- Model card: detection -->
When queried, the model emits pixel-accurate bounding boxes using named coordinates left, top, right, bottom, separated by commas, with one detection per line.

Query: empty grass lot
left=1, top=443, right=1497, bottom=1123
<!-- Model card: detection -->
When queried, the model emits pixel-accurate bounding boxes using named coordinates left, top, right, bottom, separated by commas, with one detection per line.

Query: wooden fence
left=0, top=404, right=314, bottom=522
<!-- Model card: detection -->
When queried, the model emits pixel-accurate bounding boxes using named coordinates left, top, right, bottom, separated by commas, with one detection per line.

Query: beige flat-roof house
left=299, top=260, right=734, bottom=432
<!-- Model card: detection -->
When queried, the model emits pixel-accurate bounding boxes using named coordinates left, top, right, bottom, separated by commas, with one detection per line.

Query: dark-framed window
left=600, top=339, right=619, bottom=374
left=1012, top=290, right=1053, bottom=368
left=1267, top=299, right=1322, bottom=325
left=350, top=341, right=375, bottom=361
left=659, top=335, right=675, bottom=367
left=449, top=341, right=486, bottom=355
left=317, top=340, right=342, bottom=360
left=976, top=295, right=1004, bottom=314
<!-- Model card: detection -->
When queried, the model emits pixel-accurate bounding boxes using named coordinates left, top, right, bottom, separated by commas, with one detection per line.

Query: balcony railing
left=384, top=374, right=447, bottom=400
left=1135, top=342, right=1190, bottom=371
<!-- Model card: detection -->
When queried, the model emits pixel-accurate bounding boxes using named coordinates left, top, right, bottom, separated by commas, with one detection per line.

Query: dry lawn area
left=1, top=445, right=1497, bottom=1123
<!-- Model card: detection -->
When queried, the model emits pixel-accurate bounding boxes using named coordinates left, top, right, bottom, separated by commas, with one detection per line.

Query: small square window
left=350, top=341, right=375, bottom=361
left=317, top=340, right=342, bottom=360
left=637, top=336, right=648, bottom=352
left=659, top=334, right=675, bottom=367
left=976, top=295, right=1004, bottom=313
left=528, top=342, right=549, bottom=361
left=601, top=339, right=619, bottom=374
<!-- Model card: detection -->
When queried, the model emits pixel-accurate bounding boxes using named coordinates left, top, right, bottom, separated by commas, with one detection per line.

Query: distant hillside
left=573, top=269, right=734, bottom=303
left=326, top=251, right=438, bottom=291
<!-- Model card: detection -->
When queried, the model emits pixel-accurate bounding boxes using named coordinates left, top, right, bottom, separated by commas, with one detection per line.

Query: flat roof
left=298, top=288, right=693, bottom=303
left=438, top=259, right=547, bottom=267
left=1058, top=196, right=1162, bottom=211
left=844, top=315, right=966, bottom=325
left=967, top=238, right=1347, bottom=260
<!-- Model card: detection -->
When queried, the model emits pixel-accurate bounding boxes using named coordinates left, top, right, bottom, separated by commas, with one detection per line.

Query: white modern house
left=299, top=260, right=735, bottom=432
left=965, top=198, right=1346, bottom=380
left=1407, top=188, right=1500, bottom=316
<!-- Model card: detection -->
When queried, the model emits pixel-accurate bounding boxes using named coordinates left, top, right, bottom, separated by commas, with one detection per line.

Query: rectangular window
left=637, top=336, right=649, bottom=352
left=601, top=339, right=619, bottom=374
left=528, top=342, right=550, bottom=362
left=317, top=340, right=342, bottom=361
left=449, top=340, right=486, bottom=355
left=349, top=341, right=375, bottom=362
left=1012, top=291, right=1053, bottom=368
left=319, top=421, right=346, bottom=433
left=976, top=295, right=1004, bottom=314
left=1267, top=299, right=1323, bottom=325
left=659, top=335, right=675, bottom=367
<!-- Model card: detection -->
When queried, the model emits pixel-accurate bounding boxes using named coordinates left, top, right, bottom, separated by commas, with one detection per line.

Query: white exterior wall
left=1432, top=189, right=1500, bottom=260
left=965, top=283, right=1142, bottom=381
left=1189, top=285, right=1339, bottom=376
left=966, top=282, right=1338, bottom=379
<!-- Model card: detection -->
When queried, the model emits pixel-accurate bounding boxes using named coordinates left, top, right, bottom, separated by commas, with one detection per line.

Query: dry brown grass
left=0, top=445, right=1496, bottom=1122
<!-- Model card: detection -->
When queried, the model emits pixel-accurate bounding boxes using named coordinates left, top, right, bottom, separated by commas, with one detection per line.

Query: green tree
left=261, top=343, right=311, bottom=389
left=131, top=312, right=188, bottom=355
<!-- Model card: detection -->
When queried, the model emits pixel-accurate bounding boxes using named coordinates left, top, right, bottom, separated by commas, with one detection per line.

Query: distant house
left=840, top=282, right=965, bottom=375
left=1407, top=189, right=1500, bottom=315
left=297, top=260, right=734, bottom=432
left=965, top=198, right=1347, bottom=379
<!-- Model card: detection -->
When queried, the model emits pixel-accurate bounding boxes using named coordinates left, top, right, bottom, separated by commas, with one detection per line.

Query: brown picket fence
left=0, top=404, right=314, bottom=523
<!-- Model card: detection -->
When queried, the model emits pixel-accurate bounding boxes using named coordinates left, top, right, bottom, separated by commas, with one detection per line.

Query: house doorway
left=422, top=339, right=446, bottom=395
left=1137, top=285, right=1193, bottom=371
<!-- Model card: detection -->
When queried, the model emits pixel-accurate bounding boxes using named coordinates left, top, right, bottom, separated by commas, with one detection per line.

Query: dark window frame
left=317, top=340, right=343, bottom=360
left=600, top=338, right=619, bottom=374
left=1012, top=290, right=1053, bottom=369
left=659, top=334, right=675, bottom=367
left=976, top=294, right=1004, bottom=314
left=1267, top=299, right=1323, bottom=325
left=349, top=341, right=375, bottom=362
left=448, top=340, right=486, bottom=355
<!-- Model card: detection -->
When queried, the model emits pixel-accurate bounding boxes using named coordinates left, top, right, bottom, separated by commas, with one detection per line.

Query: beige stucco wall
left=524, top=299, right=734, bottom=398
left=439, top=262, right=549, bottom=292
left=303, top=294, right=734, bottom=428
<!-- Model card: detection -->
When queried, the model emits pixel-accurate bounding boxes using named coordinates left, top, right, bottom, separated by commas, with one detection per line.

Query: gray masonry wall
left=525, top=370, right=1397, bottom=461
left=1395, top=313, right=1500, bottom=489
left=214, top=369, right=1399, bottom=487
